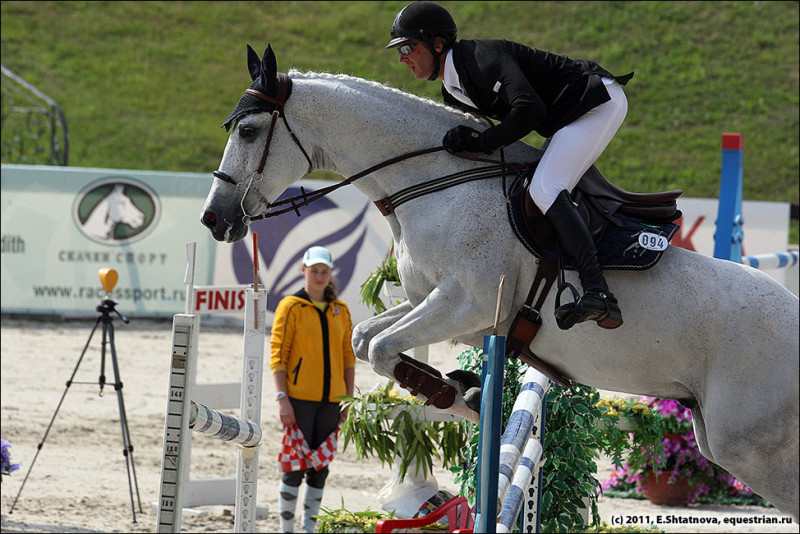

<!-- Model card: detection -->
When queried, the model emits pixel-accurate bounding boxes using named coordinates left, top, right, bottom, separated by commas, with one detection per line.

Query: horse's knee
left=367, top=336, right=402, bottom=378
left=351, top=322, right=371, bottom=363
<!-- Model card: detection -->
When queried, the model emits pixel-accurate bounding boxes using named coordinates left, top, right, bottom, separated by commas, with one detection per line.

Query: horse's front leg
left=352, top=300, right=413, bottom=363
left=367, top=277, right=498, bottom=423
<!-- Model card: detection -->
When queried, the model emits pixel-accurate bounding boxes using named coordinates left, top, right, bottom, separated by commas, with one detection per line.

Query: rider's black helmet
left=385, top=1, right=457, bottom=51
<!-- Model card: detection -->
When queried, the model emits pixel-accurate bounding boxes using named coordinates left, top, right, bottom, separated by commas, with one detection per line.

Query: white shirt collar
left=442, top=49, right=462, bottom=92
left=442, top=49, right=477, bottom=108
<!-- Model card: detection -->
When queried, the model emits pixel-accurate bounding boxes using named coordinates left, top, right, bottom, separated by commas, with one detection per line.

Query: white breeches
left=528, top=78, right=628, bottom=213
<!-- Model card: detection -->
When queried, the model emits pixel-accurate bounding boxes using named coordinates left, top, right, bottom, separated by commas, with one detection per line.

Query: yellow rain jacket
left=270, top=289, right=356, bottom=403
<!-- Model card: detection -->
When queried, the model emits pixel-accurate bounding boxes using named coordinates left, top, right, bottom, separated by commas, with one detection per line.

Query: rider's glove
left=443, top=126, right=489, bottom=154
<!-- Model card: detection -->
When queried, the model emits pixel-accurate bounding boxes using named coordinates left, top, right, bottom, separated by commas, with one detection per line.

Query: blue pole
left=476, top=334, right=505, bottom=533
left=713, top=132, right=744, bottom=261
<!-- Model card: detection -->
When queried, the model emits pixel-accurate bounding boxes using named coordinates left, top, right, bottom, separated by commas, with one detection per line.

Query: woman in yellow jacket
left=270, top=245, right=355, bottom=533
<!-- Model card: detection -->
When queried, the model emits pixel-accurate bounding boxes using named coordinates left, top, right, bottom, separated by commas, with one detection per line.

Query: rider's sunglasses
left=397, top=42, right=419, bottom=56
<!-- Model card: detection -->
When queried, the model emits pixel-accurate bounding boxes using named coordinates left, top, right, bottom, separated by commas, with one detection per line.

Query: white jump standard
left=156, top=285, right=267, bottom=533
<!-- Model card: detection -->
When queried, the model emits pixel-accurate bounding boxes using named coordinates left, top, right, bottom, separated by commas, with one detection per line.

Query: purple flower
left=1, top=439, right=22, bottom=475
left=602, top=397, right=760, bottom=504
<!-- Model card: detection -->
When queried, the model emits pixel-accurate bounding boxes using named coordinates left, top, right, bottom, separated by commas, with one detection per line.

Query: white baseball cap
left=302, top=246, right=334, bottom=268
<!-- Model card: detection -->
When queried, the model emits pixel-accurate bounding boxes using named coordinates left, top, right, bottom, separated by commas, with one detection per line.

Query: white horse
left=83, top=184, right=145, bottom=240
left=201, top=46, right=799, bottom=521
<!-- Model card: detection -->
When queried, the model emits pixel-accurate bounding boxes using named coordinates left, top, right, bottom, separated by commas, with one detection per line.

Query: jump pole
left=475, top=276, right=506, bottom=532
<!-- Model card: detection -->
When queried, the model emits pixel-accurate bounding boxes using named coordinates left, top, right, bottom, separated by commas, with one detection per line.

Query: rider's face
left=398, top=39, right=440, bottom=80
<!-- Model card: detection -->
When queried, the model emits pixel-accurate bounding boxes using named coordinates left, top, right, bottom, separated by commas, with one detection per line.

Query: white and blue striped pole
left=741, top=251, right=798, bottom=270
left=496, top=367, right=549, bottom=533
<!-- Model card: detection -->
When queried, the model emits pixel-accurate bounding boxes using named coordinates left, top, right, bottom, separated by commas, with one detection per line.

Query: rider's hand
left=443, top=126, right=485, bottom=153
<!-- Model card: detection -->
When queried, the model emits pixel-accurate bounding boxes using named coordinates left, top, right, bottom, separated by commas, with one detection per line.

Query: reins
left=213, top=72, right=525, bottom=222
left=252, top=145, right=447, bottom=220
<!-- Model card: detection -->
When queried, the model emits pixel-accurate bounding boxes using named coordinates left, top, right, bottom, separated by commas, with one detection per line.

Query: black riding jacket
left=441, top=39, right=633, bottom=145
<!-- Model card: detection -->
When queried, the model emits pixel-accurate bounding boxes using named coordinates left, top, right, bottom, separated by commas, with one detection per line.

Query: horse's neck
left=290, top=75, right=480, bottom=199
left=87, top=200, right=111, bottom=226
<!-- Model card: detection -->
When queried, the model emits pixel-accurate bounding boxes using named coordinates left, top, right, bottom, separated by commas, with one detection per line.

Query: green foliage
left=1, top=1, right=796, bottom=215
left=454, top=347, right=606, bottom=533
left=358, top=251, right=400, bottom=315
left=580, top=523, right=664, bottom=534
left=315, top=500, right=395, bottom=534
left=602, top=398, right=769, bottom=506
left=593, top=397, right=667, bottom=474
left=542, top=382, right=603, bottom=533
left=340, top=381, right=470, bottom=482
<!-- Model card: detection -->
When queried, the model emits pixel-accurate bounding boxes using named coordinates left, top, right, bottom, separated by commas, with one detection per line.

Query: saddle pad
left=506, top=175, right=680, bottom=271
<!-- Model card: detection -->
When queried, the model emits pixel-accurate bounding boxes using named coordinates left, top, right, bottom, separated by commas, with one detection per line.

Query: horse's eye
left=239, top=125, right=257, bottom=139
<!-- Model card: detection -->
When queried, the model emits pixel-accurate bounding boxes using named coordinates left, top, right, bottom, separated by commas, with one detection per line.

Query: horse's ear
left=262, top=44, right=278, bottom=93
left=246, top=44, right=262, bottom=82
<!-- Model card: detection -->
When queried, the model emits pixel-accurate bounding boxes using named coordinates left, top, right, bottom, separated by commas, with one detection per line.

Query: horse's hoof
left=446, top=369, right=481, bottom=392
left=464, top=387, right=482, bottom=413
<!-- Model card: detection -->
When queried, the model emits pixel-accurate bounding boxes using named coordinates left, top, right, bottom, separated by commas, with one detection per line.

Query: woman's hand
left=278, top=397, right=296, bottom=427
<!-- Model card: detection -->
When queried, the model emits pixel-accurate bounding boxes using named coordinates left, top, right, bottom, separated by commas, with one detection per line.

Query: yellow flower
left=606, top=408, right=619, bottom=417
left=630, top=402, right=650, bottom=415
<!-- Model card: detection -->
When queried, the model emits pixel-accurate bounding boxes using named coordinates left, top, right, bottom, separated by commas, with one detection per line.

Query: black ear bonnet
left=222, top=43, right=293, bottom=131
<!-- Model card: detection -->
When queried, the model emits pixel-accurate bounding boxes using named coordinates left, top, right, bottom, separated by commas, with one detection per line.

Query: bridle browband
left=212, top=72, right=517, bottom=223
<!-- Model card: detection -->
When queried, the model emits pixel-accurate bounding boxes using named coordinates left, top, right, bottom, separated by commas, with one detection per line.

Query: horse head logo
left=74, top=177, right=160, bottom=244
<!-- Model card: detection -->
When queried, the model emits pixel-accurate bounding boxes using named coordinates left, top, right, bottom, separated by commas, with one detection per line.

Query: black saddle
left=508, top=162, right=683, bottom=270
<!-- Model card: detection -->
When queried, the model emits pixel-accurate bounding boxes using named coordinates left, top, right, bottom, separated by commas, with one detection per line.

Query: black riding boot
left=544, top=190, right=623, bottom=329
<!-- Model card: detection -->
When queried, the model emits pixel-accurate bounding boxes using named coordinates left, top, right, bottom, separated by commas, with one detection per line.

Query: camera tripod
left=9, top=296, right=143, bottom=523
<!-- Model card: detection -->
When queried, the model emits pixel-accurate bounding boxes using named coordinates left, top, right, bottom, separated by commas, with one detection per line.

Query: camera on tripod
left=9, top=268, right=142, bottom=523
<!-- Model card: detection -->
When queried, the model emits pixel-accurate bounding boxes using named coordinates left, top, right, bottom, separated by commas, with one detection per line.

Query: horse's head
left=107, top=184, right=145, bottom=228
left=201, top=44, right=312, bottom=242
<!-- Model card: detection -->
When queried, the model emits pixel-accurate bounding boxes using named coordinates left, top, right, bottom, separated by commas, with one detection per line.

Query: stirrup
left=554, top=282, right=582, bottom=330
left=555, top=285, right=623, bottom=330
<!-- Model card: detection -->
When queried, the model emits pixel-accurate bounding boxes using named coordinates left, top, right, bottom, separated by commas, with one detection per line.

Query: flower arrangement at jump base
left=339, top=381, right=469, bottom=482
left=600, top=397, right=767, bottom=506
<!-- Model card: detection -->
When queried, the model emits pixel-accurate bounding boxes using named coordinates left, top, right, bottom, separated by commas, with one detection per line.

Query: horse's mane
left=288, top=69, right=485, bottom=126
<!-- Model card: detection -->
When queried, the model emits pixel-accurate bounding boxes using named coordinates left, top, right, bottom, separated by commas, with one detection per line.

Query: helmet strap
left=428, top=52, right=441, bottom=81
left=425, top=38, right=448, bottom=81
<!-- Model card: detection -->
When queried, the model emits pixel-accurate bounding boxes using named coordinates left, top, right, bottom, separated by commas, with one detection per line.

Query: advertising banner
left=1, top=164, right=792, bottom=321
left=1, top=164, right=395, bottom=324
left=1, top=165, right=218, bottom=316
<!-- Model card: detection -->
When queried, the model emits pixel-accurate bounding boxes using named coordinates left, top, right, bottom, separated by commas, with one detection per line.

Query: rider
left=385, top=1, right=632, bottom=329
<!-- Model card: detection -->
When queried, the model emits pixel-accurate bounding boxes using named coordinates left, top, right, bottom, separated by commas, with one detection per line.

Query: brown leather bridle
left=212, top=72, right=516, bottom=223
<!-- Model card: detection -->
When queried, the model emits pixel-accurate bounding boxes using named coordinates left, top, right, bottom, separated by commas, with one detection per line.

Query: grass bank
left=2, top=1, right=797, bottom=230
